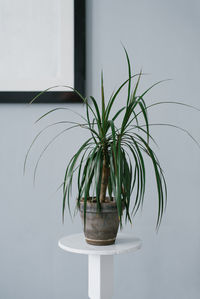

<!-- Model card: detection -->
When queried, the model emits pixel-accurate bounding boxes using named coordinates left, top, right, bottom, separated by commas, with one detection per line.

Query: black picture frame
left=0, top=0, right=85, bottom=104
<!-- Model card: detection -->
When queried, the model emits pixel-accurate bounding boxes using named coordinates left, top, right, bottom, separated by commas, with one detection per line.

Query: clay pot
left=79, top=198, right=120, bottom=246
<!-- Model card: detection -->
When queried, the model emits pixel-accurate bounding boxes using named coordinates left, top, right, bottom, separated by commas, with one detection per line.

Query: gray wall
left=1, top=0, right=200, bottom=298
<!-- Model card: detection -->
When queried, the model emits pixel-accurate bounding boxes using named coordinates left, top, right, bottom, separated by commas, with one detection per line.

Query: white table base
left=88, top=255, right=113, bottom=299
left=58, top=233, right=142, bottom=299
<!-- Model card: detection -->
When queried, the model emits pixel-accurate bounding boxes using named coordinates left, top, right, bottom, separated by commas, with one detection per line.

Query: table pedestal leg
left=88, top=255, right=114, bottom=299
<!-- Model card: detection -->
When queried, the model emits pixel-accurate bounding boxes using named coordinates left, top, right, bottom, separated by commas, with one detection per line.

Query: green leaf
left=133, top=133, right=167, bottom=228
left=125, top=79, right=172, bottom=129
left=101, top=71, right=106, bottom=130
left=29, top=84, right=87, bottom=104
left=105, top=73, right=145, bottom=121
left=139, top=100, right=149, bottom=144
left=145, top=123, right=200, bottom=149
left=24, top=121, right=86, bottom=175
left=122, top=46, right=132, bottom=105
left=62, top=138, right=94, bottom=220
left=35, top=107, right=87, bottom=123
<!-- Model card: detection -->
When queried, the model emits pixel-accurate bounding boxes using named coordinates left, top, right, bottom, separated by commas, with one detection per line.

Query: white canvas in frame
left=0, top=0, right=74, bottom=91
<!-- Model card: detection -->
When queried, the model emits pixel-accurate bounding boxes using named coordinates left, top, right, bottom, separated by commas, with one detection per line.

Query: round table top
left=58, top=233, right=142, bottom=256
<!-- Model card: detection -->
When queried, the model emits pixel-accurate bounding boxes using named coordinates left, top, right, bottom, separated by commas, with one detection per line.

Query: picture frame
left=0, top=0, right=85, bottom=103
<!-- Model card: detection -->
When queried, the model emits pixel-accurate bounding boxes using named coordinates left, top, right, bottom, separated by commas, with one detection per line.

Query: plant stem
left=100, top=154, right=109, bottom=202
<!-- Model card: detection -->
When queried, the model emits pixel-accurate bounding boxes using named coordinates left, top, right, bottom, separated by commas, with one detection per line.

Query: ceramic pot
left=79, top=198, right=120, bottom=246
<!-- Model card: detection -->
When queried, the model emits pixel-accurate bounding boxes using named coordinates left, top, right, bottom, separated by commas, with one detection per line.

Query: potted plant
left=24, top=48, right=199, bottom=245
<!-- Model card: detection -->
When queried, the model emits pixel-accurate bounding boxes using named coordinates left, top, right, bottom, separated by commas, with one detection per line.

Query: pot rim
left=80, top=196, right=115, bottom=202
left=79, top=197, right=125, bottom=213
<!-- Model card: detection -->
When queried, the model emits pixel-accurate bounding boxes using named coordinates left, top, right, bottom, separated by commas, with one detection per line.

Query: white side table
left=58, top=233, right=142, bottom=299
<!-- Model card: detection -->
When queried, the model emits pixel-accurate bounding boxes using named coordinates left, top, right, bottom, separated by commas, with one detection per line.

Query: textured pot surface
left=79, top=199, right=120, bottom=246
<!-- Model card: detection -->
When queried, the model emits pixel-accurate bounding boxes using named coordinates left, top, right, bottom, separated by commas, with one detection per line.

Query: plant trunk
left=100, top=155, right=109, bottom=202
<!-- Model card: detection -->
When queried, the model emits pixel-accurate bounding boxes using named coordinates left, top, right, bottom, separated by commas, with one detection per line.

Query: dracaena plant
left=24, top=48, right=200, bottom=229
